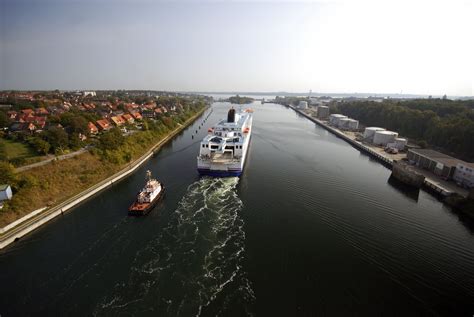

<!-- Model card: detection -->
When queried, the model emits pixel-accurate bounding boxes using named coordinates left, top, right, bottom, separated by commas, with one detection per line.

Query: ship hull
left=197, top=168, right=242, bottom=177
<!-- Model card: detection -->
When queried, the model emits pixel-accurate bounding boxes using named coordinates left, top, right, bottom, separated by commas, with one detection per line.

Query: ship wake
left=95, top=177, right=255, bottom=316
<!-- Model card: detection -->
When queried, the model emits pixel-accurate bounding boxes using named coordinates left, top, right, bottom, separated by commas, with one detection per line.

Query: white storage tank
left=329, top=114, right=347, bottom=125
left=363, top=127, right=385, bottom=140
left=394, top=138, right=407, bottom=150
left=316, top=106, right=330, bottom=119
left=373, top=130, right=398, bottom=146
left=338, top=118, right=352, bottom=129
left=346, top=119, right=359, bottom=130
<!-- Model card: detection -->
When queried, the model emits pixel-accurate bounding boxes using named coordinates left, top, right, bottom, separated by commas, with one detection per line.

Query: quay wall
left=287, top=105, right=455, bottom=198
left=289, top=105, right=393, bottom=167
left=0, top=106, right=208, bottom=250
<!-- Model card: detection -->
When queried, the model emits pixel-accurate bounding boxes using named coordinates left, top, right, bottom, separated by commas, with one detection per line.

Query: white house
left=0, top=184, right=13, bottom=202
left=82, top=91, right=96, bottom=97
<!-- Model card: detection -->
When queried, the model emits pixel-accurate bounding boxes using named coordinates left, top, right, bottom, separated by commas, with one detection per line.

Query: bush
left=0, top=161, right=16, bottom=184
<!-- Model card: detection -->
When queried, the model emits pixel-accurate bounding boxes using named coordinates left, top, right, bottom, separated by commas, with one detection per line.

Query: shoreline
left=0, top=105, right=209, bottom=250
left=286, top=105, right=461, bottom=198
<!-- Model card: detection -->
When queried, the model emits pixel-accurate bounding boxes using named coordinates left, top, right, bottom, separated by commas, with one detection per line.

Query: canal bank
left=287, top=105, right=464, bottom=198
left=0, top=105, right=209, bottom=250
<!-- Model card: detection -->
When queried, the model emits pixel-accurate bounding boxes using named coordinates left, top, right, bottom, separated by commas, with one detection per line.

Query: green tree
left=68, top=133, right=82, bottom=150
left=0, top=141, right=7, bottom=161
left=98, top=127, right=124, bottom=151
left=0, top=111, right=9, bottom=128
left=0, top=161, right=16, bottom=184
left=31, top=138, right=51, bottom=155
left=46, top=127, right=69, bottom=153
left=60, top=112, right=88, bottom=135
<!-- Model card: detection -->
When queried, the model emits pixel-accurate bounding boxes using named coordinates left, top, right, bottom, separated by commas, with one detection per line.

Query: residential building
left=111, top=115, right=126, bottom=126
left=83, top=91, right=96, bottom=97
left=9, top=122, right=36, bottom=133
left=142, top=109, right=155, bottom=119
left=21, top=108, right=34, bottom=116
left=35, top=107, right=49, bottom=116
left=122, top=114, right=134, bottom=124
left=0, top=184, right=13, bottom=202
left=130, top=111, right=142, bottom=120
left=88, top=122, right=99, bottom=134
left=96, top=119, right=112, bottom=131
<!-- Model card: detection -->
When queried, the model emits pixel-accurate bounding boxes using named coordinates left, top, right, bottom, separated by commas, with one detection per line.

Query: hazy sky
left=1, top=0, right=472, bottom=95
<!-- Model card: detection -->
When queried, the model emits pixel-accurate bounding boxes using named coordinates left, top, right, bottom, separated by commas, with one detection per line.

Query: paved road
left=16, top=148, right=88, bottom=172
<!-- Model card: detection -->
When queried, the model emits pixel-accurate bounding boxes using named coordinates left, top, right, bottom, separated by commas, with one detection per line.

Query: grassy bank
left=0, top=138, right=46, bottom=166
left=0, top=105, right=207, bottom=227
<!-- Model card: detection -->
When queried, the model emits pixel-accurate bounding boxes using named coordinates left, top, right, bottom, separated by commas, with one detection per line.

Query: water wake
left=95, top=177, right=255, bottom=316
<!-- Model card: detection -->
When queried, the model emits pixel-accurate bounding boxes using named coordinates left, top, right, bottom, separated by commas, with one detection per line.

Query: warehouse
left=407, top=149, right=461, bottom=179
left=453, top=162, right=474, bottom=188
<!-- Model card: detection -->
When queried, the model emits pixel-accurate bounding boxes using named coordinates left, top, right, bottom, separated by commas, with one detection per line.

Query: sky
left=0, top=0, right=473, bottom=96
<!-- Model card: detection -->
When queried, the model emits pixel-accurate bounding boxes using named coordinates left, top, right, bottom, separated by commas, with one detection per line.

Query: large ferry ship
left=197, top=107, right=253, bottom=177
left=128, top=170, right=164, bottom=215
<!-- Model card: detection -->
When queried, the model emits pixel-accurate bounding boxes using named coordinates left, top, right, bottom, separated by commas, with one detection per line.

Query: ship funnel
left=227, top=108, right=235, bottom=123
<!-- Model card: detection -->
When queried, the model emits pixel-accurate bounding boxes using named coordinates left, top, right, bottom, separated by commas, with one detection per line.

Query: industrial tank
left=346, top=119, right=359, bottom=130
left=329, top=114, right=347, bottom=125
left=394, top=138, right=407, bottom=150
left=363, top=127, right=385, bottom=140
left=373, top=130, right=398, bottom=146
left=316, top=106, right=330, bottom=119
left=338, top=118, right=352, bottom=129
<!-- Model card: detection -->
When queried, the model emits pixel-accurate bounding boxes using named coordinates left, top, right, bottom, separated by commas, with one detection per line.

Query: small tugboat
left=128, top=170, right=164, bottom=215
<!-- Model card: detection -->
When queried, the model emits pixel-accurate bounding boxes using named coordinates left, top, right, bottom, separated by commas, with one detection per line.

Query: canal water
left=1, top=102, right=473, bottom=316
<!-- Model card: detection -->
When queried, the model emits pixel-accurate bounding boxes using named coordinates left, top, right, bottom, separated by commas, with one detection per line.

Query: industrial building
left=453, top=162, right=474, bottom=188
left=407, top=149, right=461, bottom=179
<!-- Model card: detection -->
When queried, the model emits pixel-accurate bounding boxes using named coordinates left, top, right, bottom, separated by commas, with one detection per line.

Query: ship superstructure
left=197, top=108, right=253, bottom=177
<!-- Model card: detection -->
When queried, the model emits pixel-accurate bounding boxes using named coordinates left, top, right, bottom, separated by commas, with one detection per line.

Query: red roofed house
left=33, top=116, right=46, bottom=129
left=7, top=111, right=17, bottom=120
left=35, top=107, right=49, bottom=116
left=125, top=103, right=139, bottom=111
left=21, top=108, right=34, bottom=116
left=96, top=119, right=112, bottom=131
left=122, top=114, right=134, bottom=124
left=88, top=122, right=99, bottom=134
left=130, top=111, right=142, bottom=120
left=110, top=115, right=126, bottom=126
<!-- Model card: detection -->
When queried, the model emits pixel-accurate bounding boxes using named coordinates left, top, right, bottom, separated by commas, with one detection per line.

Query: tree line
left=330, top=99, right=474, bottom=161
